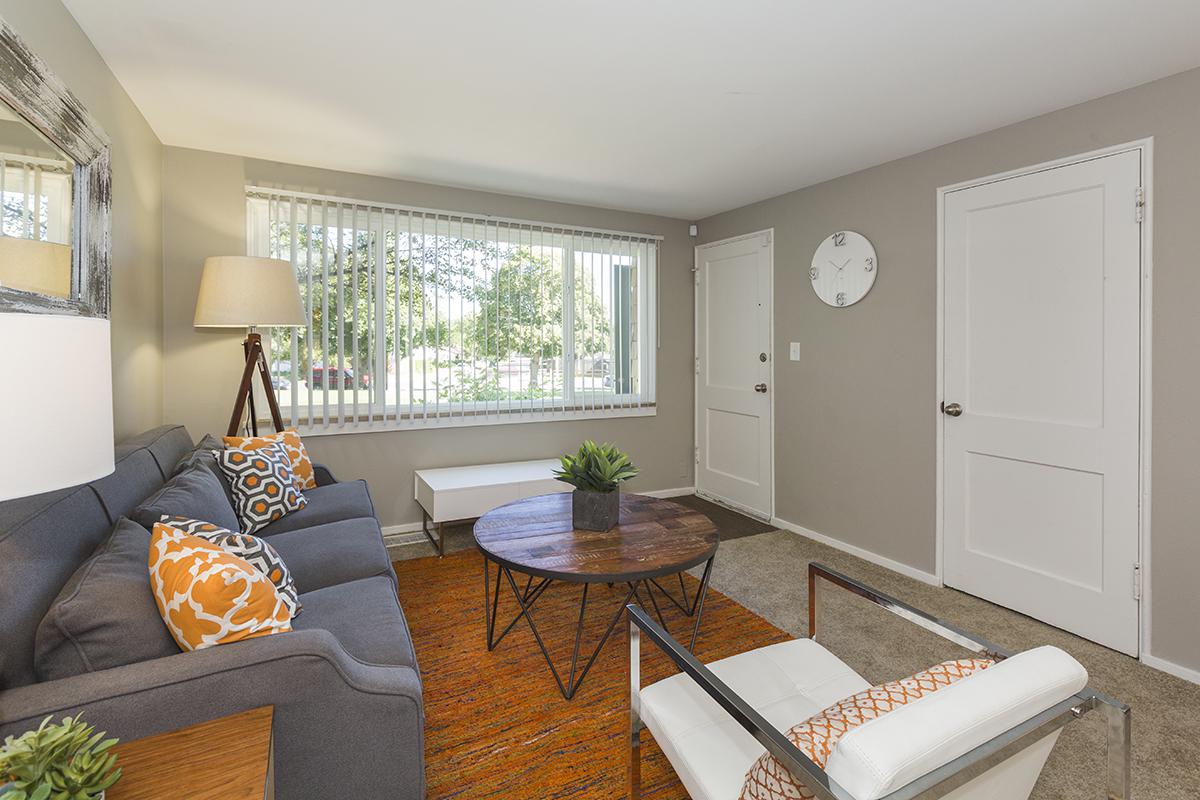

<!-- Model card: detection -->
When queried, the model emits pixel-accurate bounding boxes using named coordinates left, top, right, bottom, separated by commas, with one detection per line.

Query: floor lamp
left=193, top=256, right=306, bottom=437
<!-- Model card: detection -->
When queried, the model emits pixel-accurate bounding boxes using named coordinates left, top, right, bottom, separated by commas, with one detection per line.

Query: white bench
left=413, top=459, right=569, bottom=555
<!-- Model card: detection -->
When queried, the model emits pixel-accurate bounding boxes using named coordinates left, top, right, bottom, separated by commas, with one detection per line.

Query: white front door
left=695, top=232, right=773, bottom=519
left=942, top=149, right=1144, bottom=655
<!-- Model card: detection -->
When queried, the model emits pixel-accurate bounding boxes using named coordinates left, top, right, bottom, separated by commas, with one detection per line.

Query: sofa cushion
left=133, top=461, right=240, bottom=533
left=264, top=517, right=393, bottom=594
left=136, top=425, right=194, bottom=477
left=177, top=433, right=236, bottom=504
left=1, top=485, right=115, bottom=689
left=256, top=480, right=375, bottom=535
left=292, top=576, right=416, bottom=669
left=90, top=448, right=166, bottom=525
left=34, top=518, right=181, bottom=681
left=149, top=523, right=293, bottom=652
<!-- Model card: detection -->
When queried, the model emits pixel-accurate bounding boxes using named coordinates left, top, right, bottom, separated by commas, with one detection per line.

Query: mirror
left=0, top=14, right=111, bottom=319
left=0, top=98, right=74, bottom=298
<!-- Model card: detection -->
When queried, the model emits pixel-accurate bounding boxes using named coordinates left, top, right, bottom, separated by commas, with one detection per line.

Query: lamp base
left=226, top=331, right=285, bottom=437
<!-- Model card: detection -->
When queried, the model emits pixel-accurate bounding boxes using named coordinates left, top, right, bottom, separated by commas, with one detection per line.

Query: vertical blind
left=0, top=153, right=72, bottom=244
left=246, top=187, right=660, bottom=432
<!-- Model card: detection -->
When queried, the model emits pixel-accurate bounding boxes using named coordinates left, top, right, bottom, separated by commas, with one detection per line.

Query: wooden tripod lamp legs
left=226, top=331, right=286, bottom=437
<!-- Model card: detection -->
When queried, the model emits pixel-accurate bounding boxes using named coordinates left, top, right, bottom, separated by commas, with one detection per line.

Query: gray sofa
left=0, top=425, right=424, bottom=799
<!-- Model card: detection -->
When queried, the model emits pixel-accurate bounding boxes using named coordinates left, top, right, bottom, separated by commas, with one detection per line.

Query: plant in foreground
left=0, top=715, right=121, bottom=800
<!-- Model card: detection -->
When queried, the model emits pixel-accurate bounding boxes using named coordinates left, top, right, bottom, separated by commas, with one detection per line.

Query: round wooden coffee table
left=474, top=492, right=718, bottom=699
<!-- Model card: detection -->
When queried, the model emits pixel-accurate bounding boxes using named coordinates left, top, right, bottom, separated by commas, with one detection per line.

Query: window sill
left=259, top=404, right=656, bottom=437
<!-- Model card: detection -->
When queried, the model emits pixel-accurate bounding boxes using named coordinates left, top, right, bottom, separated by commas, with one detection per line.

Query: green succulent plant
left=554, top=440, right=639, bottom=493
left=0, top=715, right=121, bottom=800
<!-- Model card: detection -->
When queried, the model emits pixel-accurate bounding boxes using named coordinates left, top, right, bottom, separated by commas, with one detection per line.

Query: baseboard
left=382, top=488, right=694, bottom=547
left=1141, top=653, right=1200, bottom=686
left=382, top=521, right=428, bottom=550
left=381, top=521, right=425, bottom=537
left=641, top=486, right=696, bottom=499
left=772, top=516, right=942, bottom=587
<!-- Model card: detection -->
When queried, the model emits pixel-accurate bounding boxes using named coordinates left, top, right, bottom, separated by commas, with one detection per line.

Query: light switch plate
left=789, top=342, right=800, bottom=361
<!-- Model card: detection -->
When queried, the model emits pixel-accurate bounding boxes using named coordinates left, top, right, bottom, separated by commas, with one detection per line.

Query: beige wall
left=699, top=67, right=1200, bottom=673
left=0, top=1, right=164, bottom=439
left=162, top=146, right=695, bottom=529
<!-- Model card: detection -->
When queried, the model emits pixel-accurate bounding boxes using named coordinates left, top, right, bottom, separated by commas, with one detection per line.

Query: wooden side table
left=106, top=706, right=274, bottom=800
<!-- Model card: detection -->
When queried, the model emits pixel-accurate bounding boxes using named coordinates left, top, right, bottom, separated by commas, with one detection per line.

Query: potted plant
left=0, top=715, right=121, bottom=800
left=554, top=441, right=639, bottom=532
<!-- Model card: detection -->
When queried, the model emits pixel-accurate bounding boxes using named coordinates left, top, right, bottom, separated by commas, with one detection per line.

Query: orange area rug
left=394, top=549, right=792, bottom=799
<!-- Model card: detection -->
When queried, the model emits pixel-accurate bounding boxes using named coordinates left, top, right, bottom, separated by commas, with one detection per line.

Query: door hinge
left=1132, top=563, right=1142, bottom=601
left=695, top=357, right=701, bottom=375
left=1134, top=187, right=1145, bottom=223
left=694, top=446, right=700, bottom=465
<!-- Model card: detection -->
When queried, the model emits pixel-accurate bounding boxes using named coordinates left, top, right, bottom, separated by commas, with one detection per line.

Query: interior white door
left=943, top=150, right=1143, bottom=655
left=695, top=232, right=772, bottom=519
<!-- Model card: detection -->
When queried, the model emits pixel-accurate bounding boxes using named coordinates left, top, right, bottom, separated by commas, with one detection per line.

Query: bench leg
left=421, top=510, right=446, bottom=557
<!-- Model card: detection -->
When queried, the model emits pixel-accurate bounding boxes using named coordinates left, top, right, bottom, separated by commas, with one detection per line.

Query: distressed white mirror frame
left=0, top=14, right=110, bottom=318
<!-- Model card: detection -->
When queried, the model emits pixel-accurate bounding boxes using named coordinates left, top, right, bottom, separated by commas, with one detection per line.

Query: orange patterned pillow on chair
left=740, top=658, right=994, bottom=800
left=223, top=428, right=316, bottom=490
left=148, top=522, right=293, bottom=652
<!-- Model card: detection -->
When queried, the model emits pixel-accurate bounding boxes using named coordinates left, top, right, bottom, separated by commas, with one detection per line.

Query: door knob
left=942, top=401, right=963, bottom=417
left=754, top=383, right=768, bottom=393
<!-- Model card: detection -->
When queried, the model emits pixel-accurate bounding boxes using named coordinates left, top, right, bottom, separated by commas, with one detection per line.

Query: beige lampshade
left=0, top=236, right=72, bottom=298
left=193, top=256, right=306, bottom=328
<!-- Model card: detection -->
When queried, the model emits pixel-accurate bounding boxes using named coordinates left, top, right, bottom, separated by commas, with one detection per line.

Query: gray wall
left=698, top=67, right=1200, bottom=673
left=0, top=1, right=164, bottom=439
left=162, top=146, right=696, bottom=529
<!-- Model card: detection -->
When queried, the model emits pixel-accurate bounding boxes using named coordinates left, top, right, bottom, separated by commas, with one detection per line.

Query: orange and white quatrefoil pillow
left=739, top=658, right=994, bottom=800
left=148, top=522, right=293, bottom=652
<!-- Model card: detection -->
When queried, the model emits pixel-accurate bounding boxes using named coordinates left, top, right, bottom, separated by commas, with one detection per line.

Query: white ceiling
left=63, top=0, right=1200, bottom=219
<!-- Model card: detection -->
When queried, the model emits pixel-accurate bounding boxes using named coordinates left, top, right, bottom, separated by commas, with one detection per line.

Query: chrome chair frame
left=627, top=562, right=1131, bottom=800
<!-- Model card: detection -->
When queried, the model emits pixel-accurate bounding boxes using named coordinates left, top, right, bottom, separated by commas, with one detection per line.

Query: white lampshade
left=0, top=313, right=114, bottom=500
left=193, top=256, right=306, bottom=328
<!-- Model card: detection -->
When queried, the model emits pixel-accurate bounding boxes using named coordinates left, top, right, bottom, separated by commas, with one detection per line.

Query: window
left=247, top=188, right=659, bottom=431
left=0, top=154, right=72, bottom=244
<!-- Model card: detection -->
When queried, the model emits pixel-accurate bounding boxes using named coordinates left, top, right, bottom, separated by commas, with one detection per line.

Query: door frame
left=693, top=228, right=775, bottom=521
left=935, top=139, right=1154, bottom=656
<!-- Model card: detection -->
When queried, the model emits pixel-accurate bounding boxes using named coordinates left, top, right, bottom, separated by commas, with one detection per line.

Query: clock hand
left=840, top=258, right=851, bottom=270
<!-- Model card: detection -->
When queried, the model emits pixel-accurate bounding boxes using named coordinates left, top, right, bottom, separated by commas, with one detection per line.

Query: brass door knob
left=943, top=402, right=963, bottom=417
left=754, top=383, right=768, bottom=393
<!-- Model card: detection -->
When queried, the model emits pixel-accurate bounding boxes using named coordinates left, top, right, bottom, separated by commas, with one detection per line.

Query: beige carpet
left=699, top=529, right=1200, bottom=799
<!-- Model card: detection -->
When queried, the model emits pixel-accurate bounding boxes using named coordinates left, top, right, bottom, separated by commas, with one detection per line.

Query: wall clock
left=809, top=230, right=877, bottom=307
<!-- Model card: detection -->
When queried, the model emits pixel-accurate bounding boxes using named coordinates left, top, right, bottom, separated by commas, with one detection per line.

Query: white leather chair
left=627, top=563, right=1131, bottom=800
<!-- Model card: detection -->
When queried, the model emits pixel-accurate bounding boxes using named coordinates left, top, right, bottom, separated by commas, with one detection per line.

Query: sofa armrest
left=0, top=629, right=424, bottom=800
left=312, top=462, right=338, bottom=486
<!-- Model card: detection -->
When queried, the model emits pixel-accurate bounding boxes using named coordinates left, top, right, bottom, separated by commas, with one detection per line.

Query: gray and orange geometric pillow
left=739, top=658, right=995, bottom=800
left=159, top=515, right=301, bottom=616
left=223, top=428, right=317, bottom=490
left=214, top=442, right=307, bottom=535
